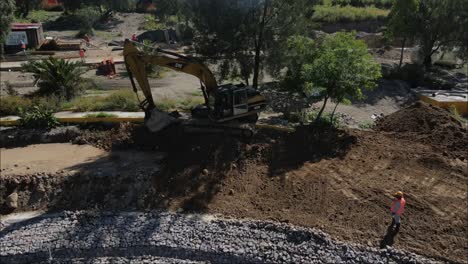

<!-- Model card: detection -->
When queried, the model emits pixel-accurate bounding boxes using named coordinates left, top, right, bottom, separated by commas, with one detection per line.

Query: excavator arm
left=123, top=39, right=218, bottom=112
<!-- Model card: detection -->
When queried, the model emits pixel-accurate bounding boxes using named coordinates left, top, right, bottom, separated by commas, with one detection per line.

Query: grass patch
left=141, top=14, right=165, bottom=30
left=84, top=113, right=118, bottom=118
left=312, top=5, right=389, bottom=22
left=15, top=10, right=61, bottom=23
left=156, top=97, right=205, bottom=112
left=62, top=90, right=141, bottom=112
left=94, top=31, right=117, bottom=41
left=63, top=90, right=204, bottom=112
left=329, top=0, right=393, bottom=9
left=188, top=90, right=204, bottom=97
left=1, top=90, right=205, bottom=117
left=358, top=121, right=375, bottom=129
left=0, top=96, right=61, bottom=116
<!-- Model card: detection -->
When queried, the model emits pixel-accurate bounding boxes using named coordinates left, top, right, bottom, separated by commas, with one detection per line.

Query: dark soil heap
left=376, top=101, right=467, bottom=159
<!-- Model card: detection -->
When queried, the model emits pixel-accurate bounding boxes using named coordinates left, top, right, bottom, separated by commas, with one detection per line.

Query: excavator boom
left=124, top=40, right=217, bottom=106
left=123, top=39, right=266, bottom=133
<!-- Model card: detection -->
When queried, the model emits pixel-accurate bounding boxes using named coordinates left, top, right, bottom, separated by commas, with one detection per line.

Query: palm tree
left=22, top=57, right=86, bottom=101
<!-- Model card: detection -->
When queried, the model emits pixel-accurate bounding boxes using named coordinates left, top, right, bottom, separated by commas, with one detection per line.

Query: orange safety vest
left=390, top=197, right=406, bottom=215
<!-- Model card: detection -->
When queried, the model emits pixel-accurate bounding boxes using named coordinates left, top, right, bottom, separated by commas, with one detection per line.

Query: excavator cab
left=123, top=40, right=266, bottom=133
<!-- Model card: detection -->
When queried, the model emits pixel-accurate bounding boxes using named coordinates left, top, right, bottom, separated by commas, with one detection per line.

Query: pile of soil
left=376, top=101, right=468, bottom=159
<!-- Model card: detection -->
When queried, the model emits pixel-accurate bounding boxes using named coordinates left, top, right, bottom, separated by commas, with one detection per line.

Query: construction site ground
left=1, top=102, right=467, bottom=263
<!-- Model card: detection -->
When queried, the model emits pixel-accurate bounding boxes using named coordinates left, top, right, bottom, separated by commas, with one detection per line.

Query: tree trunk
left=330, top=101, right=340, bottom=122
left=398, top=37, right=406, bottom=69
left=252, top=0, right=269, bottom=89
left=0, top=43, right=4, bottom=60
left=315, top=96, right=329, bottom=123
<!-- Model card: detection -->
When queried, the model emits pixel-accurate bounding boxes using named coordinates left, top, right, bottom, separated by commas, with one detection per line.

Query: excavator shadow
left=27, top=123, right=356, bottom=214
left=267, top=125, right=357, bottom=177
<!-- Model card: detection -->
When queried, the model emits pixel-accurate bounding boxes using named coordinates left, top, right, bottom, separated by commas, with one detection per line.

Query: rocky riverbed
left=1, top=211, right=438, bottom=264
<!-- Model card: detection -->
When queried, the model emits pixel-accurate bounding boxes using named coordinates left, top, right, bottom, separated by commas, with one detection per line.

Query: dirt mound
left=2, top=123, right=467, bottom=262
left=376, top=101, right=468, bottom=159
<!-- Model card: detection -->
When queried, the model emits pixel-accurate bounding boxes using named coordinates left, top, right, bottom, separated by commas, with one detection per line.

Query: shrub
left=18, top=105, right=60, bottom=129
left=21, top=57, right=86, bottom=100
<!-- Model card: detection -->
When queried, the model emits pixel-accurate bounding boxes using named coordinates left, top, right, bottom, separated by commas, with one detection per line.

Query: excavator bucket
left=145, top=108, right=178, bottom=133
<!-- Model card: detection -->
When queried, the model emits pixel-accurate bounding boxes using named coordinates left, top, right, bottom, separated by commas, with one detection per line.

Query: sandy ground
left=0, top=143, right=166, bottom=177
left=0, top=144, right=106, bottom=175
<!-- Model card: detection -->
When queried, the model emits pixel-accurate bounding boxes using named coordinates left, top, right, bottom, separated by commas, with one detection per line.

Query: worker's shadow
left=379, top=224, right=400, bottom=248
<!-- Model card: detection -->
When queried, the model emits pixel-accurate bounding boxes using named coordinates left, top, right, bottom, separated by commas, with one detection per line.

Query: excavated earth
left=1, top=102, right=467, bottom=263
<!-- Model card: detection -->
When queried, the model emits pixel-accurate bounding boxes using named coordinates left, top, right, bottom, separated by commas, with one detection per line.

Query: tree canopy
left=289, top=32, right=381, bottom=122
left=0, top=0, right=15, bottom=57
left=386, top=0, right=467, bottom=67
left=189, top=0, right=314, bottom=88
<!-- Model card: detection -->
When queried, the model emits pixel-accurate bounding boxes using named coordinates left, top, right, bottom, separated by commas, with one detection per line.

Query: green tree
left=190, top=0, right=313, bottom=88
left=281, top=35, right=317, bottom=96
left=300, top=32, right=382, bottom=122
left=0, top=0, right=15, bottom=58
left=386, top=0, right=419, bottom=69
left=22, top=57, right=87, bottom=100
left=387, top=0, right=467, bottom=67
left=417, top=0, right=467, bottom=66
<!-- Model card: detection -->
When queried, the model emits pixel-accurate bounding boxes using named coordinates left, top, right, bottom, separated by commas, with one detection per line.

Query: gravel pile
left=0, top=211, right=438, bottom=264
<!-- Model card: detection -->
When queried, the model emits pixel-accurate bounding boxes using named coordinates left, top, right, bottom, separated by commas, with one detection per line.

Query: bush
left=313, top=5, right=389, bottom=22
left=18, top=106, right=60, bottom=129
left=21, top=57, right=86, bottom=100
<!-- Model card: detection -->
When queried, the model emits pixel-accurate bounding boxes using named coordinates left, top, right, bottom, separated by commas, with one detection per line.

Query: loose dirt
left=1, top=103, right=467, bottom=262
left=376, top=101, right=468, bottom=159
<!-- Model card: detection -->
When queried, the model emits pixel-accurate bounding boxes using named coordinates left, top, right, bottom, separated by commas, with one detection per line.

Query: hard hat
left=394, top=191, right=404, bottom=198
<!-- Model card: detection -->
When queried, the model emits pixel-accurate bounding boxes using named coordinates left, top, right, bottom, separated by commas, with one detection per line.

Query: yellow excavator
left=123, top=40, right=267, bottom=135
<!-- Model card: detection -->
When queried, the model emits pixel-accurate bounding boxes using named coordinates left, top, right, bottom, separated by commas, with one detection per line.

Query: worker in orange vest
left=390, top=191, right=406, bottom=231
left=79, top=48, right=85, bottom=63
